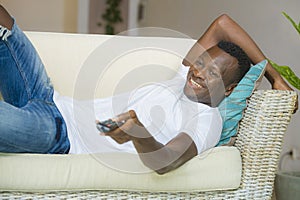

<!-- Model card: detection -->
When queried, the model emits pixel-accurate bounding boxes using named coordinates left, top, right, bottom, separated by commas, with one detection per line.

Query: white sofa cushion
left=0, top=146, right=241, bottom=192
left=24, top=31, right=196, bottom=99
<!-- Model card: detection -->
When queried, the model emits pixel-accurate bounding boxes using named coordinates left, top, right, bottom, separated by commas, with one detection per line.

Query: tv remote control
left=96, top=119, right=125, bottom=133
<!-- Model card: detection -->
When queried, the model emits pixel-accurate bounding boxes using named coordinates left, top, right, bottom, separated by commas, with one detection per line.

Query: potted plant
left=98, top=0, right=123, bottom=35
left=274, top=12, right=300, bottom=200
left=270, top=12, right=300, bottom=90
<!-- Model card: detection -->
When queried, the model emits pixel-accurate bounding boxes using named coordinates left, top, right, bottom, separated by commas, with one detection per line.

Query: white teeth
left=190, top=78, right=202, bottom=88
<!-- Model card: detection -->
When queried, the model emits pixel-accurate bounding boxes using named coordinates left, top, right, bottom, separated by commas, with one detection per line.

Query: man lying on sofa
left=0, top=5, right=297, bottom=175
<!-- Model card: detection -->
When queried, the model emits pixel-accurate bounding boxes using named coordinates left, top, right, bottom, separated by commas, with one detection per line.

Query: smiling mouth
left=189, top=77, right=204, bottom=89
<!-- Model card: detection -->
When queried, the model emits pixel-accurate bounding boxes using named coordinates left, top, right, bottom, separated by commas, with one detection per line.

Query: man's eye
left=210, top=71, right=218, bottom=77
left=196, top=61, right=203, bottom=66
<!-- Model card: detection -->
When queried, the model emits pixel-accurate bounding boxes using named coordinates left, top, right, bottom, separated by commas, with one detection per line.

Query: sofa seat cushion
left=0, top=146, right=241, bottom=192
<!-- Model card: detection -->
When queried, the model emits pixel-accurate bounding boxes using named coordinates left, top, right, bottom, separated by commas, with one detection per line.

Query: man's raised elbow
left=216, top=14, right=234, bottom=28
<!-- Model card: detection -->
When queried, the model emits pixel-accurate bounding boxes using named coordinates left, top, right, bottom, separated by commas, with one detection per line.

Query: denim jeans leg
left=0, top=101, right=57, bottom=153
left=0, top=20, right=70, bottom=153
left=0, top=22, right=53, bottom=106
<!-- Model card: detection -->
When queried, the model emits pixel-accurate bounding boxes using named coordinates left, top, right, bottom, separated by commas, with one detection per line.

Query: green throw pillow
left=216, top=60, right=267, bottom=146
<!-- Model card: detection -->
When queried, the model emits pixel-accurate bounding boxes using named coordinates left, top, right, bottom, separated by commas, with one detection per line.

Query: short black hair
left=217, top=40, right=251, bottom=83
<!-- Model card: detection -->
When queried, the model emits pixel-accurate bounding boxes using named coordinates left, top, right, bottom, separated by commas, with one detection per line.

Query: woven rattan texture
left=0, top=90, right=297, bottom=200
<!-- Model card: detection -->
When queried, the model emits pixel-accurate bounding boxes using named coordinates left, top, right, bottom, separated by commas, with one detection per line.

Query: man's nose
left=192, top=65, right=206, bottom=79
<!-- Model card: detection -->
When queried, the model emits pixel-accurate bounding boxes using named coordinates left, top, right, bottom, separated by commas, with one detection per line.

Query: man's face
left=183, top=46, right=239, bottom=107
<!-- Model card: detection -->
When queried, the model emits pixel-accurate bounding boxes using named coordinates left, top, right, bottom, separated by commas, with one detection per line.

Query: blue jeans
left=0, top=20, right=70, bottom=153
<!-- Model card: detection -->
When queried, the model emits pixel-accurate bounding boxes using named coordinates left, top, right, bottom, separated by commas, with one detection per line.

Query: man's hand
left=99, top=110, right=150, bottom=144
left=294, top=97, right=298, bottom=114
left=273, top=82, right=298, bottom=114
left=272, top=77, right=299, bottom=114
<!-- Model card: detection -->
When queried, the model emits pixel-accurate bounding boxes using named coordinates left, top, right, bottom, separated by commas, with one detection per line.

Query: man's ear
left=225, top=83, right=238, bottom=97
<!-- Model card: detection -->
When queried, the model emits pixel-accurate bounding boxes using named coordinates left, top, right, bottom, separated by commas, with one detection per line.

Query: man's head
left=183, top=41, right=251, bottom=107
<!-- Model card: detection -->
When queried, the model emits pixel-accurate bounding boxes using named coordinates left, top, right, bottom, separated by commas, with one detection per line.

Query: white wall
left=77, top=0, right=90, bottom=33
left=142, top=0, right=300, bottom=171
left=0, top=0, right=78, bottom=33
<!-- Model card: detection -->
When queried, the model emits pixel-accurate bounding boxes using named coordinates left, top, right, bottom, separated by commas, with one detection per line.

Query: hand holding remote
left=96, top=110, right=149, bottom=145
left=96, top=119, right=125, bottom=133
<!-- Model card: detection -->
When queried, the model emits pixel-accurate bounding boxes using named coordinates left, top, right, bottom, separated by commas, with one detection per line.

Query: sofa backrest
left=25, top=32, right=195, bottom=99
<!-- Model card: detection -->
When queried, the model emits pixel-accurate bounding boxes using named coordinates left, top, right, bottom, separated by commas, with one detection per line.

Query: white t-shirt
left=53, top=65, right=222, bottom=154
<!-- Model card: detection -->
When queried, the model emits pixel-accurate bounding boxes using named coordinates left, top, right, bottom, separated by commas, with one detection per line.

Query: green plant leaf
left=282, top=12, right=300, bottom=35
left=106, top=25, right=114, bottom=35
left=100, top=0, right=123, bottom=34
left=269, top=59, right=300, bottom=90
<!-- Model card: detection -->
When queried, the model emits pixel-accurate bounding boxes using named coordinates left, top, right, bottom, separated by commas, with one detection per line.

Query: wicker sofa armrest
left=0, top=90, right=297, bottom=199
left=232, top=90, right=297, bottom=199
left=207, top=89, right=297, bottom=200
